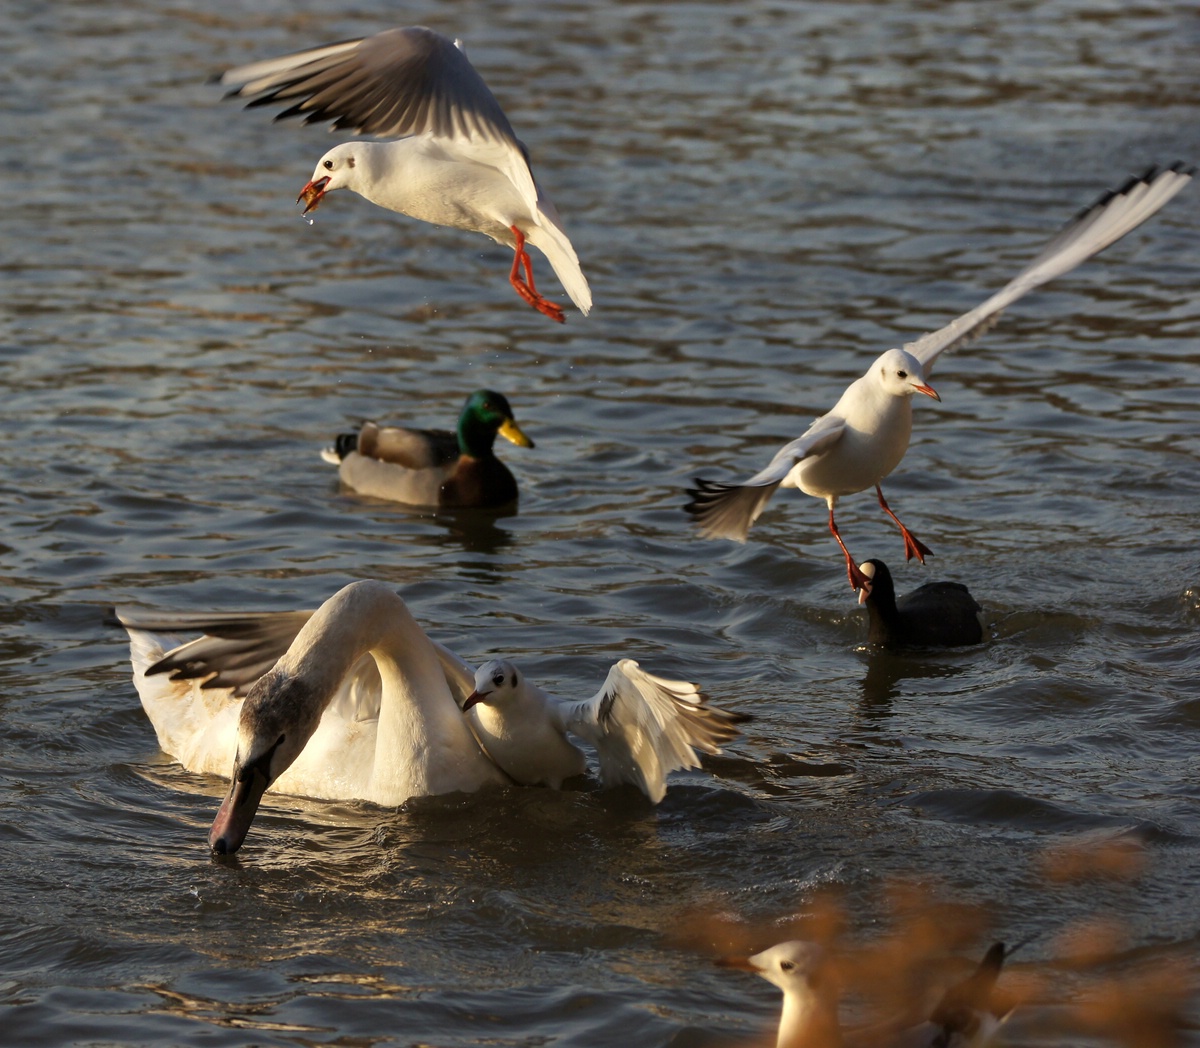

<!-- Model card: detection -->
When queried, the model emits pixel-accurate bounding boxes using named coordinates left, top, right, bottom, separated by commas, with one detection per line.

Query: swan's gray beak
left=209, top=754, right=272, bottom=855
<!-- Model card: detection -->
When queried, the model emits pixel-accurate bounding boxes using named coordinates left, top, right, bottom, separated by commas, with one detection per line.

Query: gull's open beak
left=913, top=382, right=941, bottom=402
left=297, top=176, right=331, bottom=215
left=498, top=418, right=535, bottom=449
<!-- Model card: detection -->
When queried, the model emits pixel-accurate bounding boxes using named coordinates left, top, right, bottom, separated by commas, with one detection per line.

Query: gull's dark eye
left=898, top=370, right=908, bottom=379
left=492, top=672, right=505, bottom=687
left=323, top=159, right=334, bottom=170
left=780, top=960, right=795, bottom=972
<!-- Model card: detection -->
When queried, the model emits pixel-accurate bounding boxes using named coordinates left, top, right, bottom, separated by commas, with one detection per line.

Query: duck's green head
left=457, top=390, right=535, bottom=457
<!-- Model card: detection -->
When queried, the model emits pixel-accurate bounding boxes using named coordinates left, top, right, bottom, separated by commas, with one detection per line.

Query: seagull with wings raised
left=460, top=658, right=748, bottom=803
left=685, top=164, right=1192, bottom=589
left=218, top=26, right=592, bottom=322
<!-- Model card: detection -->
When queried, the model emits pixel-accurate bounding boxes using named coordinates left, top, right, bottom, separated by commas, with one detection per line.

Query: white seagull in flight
left=218, top=26, right=592, bottom=323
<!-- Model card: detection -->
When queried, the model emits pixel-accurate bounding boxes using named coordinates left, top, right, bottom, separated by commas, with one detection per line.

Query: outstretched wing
left=684, top=413, right=846, bottom=541
left=115, top=608, right=315, bottom=697
left=561, top=659, right=747, bottom=803
left=907, top=163, right=1193, bottom=376
left=218, top=26, right=520, bottom=146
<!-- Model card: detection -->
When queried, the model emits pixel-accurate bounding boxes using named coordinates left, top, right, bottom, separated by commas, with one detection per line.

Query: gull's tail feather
left=685, top=477, right=782, bottom=542
left=528, top=199, right=592, bottom=315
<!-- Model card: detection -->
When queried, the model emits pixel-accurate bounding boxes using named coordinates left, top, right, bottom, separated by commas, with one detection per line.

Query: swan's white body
left=121, top=581, right=507, bottom=851
left=118, top=582, right=743, bottom=851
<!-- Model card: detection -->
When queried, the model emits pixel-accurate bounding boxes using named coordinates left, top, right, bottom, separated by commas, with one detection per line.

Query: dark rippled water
left=3, top=0, right=1199, bottom=1045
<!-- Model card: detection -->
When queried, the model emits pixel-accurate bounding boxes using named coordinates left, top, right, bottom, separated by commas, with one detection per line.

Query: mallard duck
left=858, top=559, right=982, bottom=648
left=218, top=26, right=592, bottom=322
left=685, top=164, right=1192, bottom=589
left=116, top=582, right=743, bottom=854
left=321, top=389, right=533, bottom=507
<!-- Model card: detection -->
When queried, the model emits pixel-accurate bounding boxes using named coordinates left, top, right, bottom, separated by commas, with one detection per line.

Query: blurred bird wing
left=431, top=641, right=478, bottom=709
left=360, top=424, right=460, bottom=470
left=744, top=412, right=847, bottom=487
left=684, top=412, right=845, bottom=541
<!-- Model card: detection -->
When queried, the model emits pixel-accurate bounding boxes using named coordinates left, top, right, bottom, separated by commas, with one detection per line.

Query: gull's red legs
left=508, top=225, right=565, bottom=323
left=828, top=506, right=873, bottom=591
left=875, top=484, right=932, bottom=563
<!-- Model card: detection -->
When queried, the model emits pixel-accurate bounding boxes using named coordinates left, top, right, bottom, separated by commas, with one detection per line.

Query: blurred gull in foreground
left=721, top=939, right=1014, bottom=1048
left=218, top=26, right=592, bottom=322
left=686, top=164, right=1193, bottom=589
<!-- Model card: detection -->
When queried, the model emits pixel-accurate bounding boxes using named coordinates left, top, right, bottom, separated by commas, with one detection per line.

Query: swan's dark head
left=209, top=670, right=321, bottom=855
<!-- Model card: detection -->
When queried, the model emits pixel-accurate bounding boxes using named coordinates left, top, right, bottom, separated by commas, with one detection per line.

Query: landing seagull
left=685, top=165, right=1192, bottom=589
left=217, top=26, right=592, bottom=322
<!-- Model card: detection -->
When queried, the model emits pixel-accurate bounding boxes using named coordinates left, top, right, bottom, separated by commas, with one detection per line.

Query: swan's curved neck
left=279, top=580, right=492, bottom=800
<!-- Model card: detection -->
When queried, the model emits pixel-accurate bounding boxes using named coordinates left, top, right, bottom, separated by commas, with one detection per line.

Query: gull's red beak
left=462, top=690, right=486, bottom=713
left=297, top=176, right=330, bottom=215
left=913, top=382, right=940, bottom=402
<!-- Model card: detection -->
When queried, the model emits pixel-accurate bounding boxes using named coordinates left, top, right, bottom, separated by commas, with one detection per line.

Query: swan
left=320, top=389, right=534, bottom=507
left=119, top=581, right=508, bottom=854
left=460, top=657, right=748, bottom=803
left=721, top=939, right=1013, bottom=1048
left=117, top=582, right=742, bottom=853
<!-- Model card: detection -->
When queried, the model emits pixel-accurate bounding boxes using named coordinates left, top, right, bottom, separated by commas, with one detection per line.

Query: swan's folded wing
left=561, top=659, right=747, bottom=803
left=114, top=608, right=315, bottom=697
left=907, top=163, right=1193, bottom=376
left=685, top=413, right=846, bottom=541
left=431, top=641, right=477, bottom=709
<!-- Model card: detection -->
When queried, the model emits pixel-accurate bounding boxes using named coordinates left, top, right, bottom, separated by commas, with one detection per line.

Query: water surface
left=2, top=0, right=1199, bottom=1045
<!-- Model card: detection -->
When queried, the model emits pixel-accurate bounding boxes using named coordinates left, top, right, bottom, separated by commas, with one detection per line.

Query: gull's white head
left=463, top=658, right=522, bottom=712
left=297, top=143, right=361, bottom=214
left=874, top=348, right=940, bottom=402
left=747, top=940, right=831, bottom=997
left=722, top=940, right=841, bottom=1048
